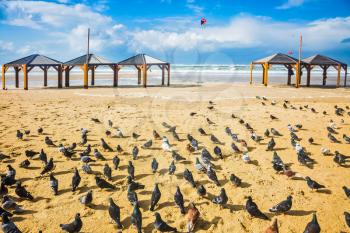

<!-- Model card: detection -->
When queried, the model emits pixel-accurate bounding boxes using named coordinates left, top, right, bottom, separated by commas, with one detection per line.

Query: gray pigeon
left=303, top=213, right=320, bottom=233
left=1, top=213, right=21, bottom=233
left=142, top=140, right=153, bottom=149
left=184, top=169, right=196, bottom=188
left=131, top=203, right=142, bottom=233
left=71, top=168, right=81, bottom=192
left=94, top=149, right=106, bottom=161
left=132, top=146, right=139, bottom=160
left=112, top=156, right=120, bottom=170
left=150, top=184, right=161, bottom=211
left=169, top=161, right=176, bottom=175
left=108, top=198, right=122, bottom=229
left=151, top=158, right=158, bottom=173
left=49, top=173, right=58, bottom=195
left=154, top=212, right=177, bottom=232
left=59, top=213, right=82, bottom=233
left=79, top=190, right=92, bottom=206
left=269, top=196, right=292, bottom=213
left=103, top=164, right=112, bottom=180
left=174, top=186, right=185, bottom=214
left=212, top=188, right=228, bottom=205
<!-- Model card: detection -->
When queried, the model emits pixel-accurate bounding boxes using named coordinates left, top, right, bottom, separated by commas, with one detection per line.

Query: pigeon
left=103, top=164, right=112, bottom=180
left=154, top=212, right=177, bottom=232
left=80, top=154, right=95, bottom=163
left=81, top=144, right=91, bottom=156
left=320, top=147, right=331, bottom=156
left=308, top=137, right=314, bottom=144
left=59, top=213, right=83, bottom=233
left=333, top=151, right=350, bottom=166
left=174, top=186, right=185, bottom=214
left=303, top=213, right=320, bottom=233
left=81, top=163, right=92, bottom=174
left=39, top=149, right=48, bottom=164
left=246, top=196, right=268, bottom=220
left=210, top=135, right=221, bottom=144
left=207, top=105, right=214, bottom=110
left=271, top=128, right=281, bottom=136
left=198, top=128, right=206, bottom=135
left=172, top=151, right=185, bottom=161
left=131, top=203, right=142, bottom=233
left=41, top=158, right=54, bottom=175
left=153, top=130, right=161, bottom=140
left=16, top=130, right=23, bottom=140
left=207, top=166, right=220, bottom=186
left=242, top=153, right=250, bottom=163
left=184, top=169, right=196, bottom=188
left=1, top=212, right=21, bottom=233
left=169, top=161, right=176, bottom=175
left=127, top=176, right=145, bottom=191
left=0, top=183, right=8, bottom=196
left=0, top=153, right=10, bottom=161
left=250, top=132, right=263, bottom=142
left=15, top=182, right=33, bottom=200
left=269, top=196, right=292, bottom=213
left=196, top=185, right=206, bottom=197
left=187, top=202, right=200, bottom=233
left=71, top=168, right=81, bottom=192
left=115, top=128, right=124, bottom=138
left=19, top=159, right=30, bottom=168
left=37, top=127, right=43, bottom=134
left=172, top=131, right=180, bottom=141
left=62, top=147, right=76, bottom=160
left=344, top=212, right=350, bottom=228
left=80, top=135, right=87, bottom=146
left=305, top=177, right=325, bottom=191
left=328, top=133, right=340, bottom=143
left=127, top=185, right=138, bottom=205
left=230, top=174, right=242, bottom=187
left=112, top=156, right=120, bottom=170
left=212, top=188, right=228, bottom=205
left=79, top=190, right=92, bottom=206
left=128, top=161, right=135, bottom=180
left=213, top=146, right=223, bottom=159
left=194, top=158, right=206, bottom=173
left=95, top=176, right=115, bottom=189
left=190, top=112, right=197, bottom=116
left=186, top=144, right=195, bottom=153
left=311, top=108, right=317, bottom=113
left=45, top=136, right=55, bottom=146
left=264, top=129, right=270, bottom=137
left=162, top=122, right=172, bottom=128
left=231, top=142, right=241, bottom=153
left=108, top=119, right=113, bottom=128
left=49, top=173, right=58, bottom=195
left=298, top=150, right=314, bottom=167
left=132, top=146, right=139, bottom=160
left=327, top=126, right=337, bottom=134
left=265, top=218, right=279, bottom=233
left=25, top=150, right=39, bottom=159
left=116, top=145, right=123, bottom=153
left=5, top=165, right=15, bottom=179
left=295, top=124, right=303, bottom=129
left=270, top=115, right=278, bottom=120
left=267, top=138, right=276, bottom=151
left=105, top=130, right=111, bottom=137
left=108, top=198, right=122, bottom=229
left=101, top=138, right=113, bottom=151
left=342, top=186, right=350, bottom=199
left=151, top=158, right=158, bottom=173
left=150, top=184, right=161, bottom=211
left=132, top=132, right=141, bottom=140
left=161, top=137, right=172, bottom=151
left=142, top=140, right=153, bottom=149
left=2, top=196, right=23, bottom=214
left=343, top=134, right=350, bottom=144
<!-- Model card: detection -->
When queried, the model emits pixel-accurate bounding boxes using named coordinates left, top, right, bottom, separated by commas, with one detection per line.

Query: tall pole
left=297, top=34, right=302, bottom=88
left=86, top=28, right=90, bottom=64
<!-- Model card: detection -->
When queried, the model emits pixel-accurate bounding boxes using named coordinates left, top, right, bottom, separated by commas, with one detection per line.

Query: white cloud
left=129, top=15, right=350, bottom=53
left=277, top=0, right=305, bottom=10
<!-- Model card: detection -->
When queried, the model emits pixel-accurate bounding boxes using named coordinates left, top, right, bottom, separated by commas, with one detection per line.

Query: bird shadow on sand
left=138, top=199, right=150, bottom=211
left=286, top=210, right=315, bottom=216
left=58, top=188, right=72, bottom=195
left=159, top=168, right=168, bottom=176
left=200, top=216, right=223, bottom=230
left=139, top=190, right=152, bottom=195
left=249, top=160, right=259, bottom=166
left=90, top=203, right=108, bottom=210
left=25, top=166, right=41, bottom=170
left=273, top=147, right=288, bottom=151
left=18, top=209, right=38, bottom=215
left=316, top=189, right=332, bottom=194
left=158, top=201, right=175, bottom=210
left=226, top=204, right=245, bottom=213
left=11, top=216, right=26, bottom=222
left=134, top=174, right=152, bottom=180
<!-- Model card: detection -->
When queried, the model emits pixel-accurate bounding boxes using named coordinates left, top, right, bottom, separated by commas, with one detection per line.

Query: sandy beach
left=0, top=83, right=350, bottom=232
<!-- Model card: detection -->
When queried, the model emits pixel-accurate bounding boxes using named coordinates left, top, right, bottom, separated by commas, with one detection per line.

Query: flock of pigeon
left=0, top=96, right=350, bottom=233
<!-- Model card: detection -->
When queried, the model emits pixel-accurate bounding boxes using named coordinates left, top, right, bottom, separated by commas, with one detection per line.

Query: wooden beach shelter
left=2, top=54, right=62, bottom=90
left=303, top=55, right=347, bottom=87
left=63, top=54, right=117, bottom=89
left=250, top=53, right=305, bottom=87
left=117, top=54, right=170, bottom=87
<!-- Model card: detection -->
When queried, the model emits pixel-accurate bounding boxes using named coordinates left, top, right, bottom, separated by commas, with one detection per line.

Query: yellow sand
left=0, top=83, right=349, bottom=233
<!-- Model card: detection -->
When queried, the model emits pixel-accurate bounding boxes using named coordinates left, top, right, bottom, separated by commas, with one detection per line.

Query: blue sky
left=0, top=0, right=349, bottom=64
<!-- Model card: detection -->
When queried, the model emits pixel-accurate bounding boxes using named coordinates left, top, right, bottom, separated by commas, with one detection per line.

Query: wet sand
left=0, top=83, right=349, bottom=232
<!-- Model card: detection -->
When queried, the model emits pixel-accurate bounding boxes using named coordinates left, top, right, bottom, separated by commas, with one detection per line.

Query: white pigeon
left=81, top=128, right=88, bottom=135
left=58, top=144, right=65, bottom=153
left=321, top=147, right=331, bottom=155
left=287, top=124, right=296, bottom=132
left=295, top=143, right=303, bottom=153
left=161, top=137, right=172, bottom=151
left=242, top=153, right=250, bottom=163
left=329, top=121, right=337, bottom=129
left=115, top=128, right=124, bottom=138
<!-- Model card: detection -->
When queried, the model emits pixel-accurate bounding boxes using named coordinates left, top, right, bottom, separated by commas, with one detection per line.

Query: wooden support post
left=249, top=63, right=253, bottom=84
left=23, top=64, right=28, bottom=90
left=58, top=66, right=62, bottom=88
left=65, top=67, right=70, bottom=87
left=1, top=65, right=5, bottom=90
left=264, top=63, right=269, bottom=86
left=83, top=64, right=88, bottom=89
left=44, top=67, right=48, bottom=87
left=91, top=66, right=95, bottom=86
left=167, top=64, right=170, bottom=86
left=322, top=66, right=327, bottom=86
left=137, top=67, right=141, bottom=85
left=161, top=65, right=165, bottom=86
left=113, top=65, right=119, bottom=87
left=287, top=66, right=292, bottom=85
left=306, top=67, right=311, bottom=87
left=14, top=67, right=19, bottom=88
left=261, top=64, right=265, bottom=84
left=337, top=64, right=341, bottom=87
left=143, top=65, right=147, bottom=88
left=295, top=63, right=300, bottom=88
